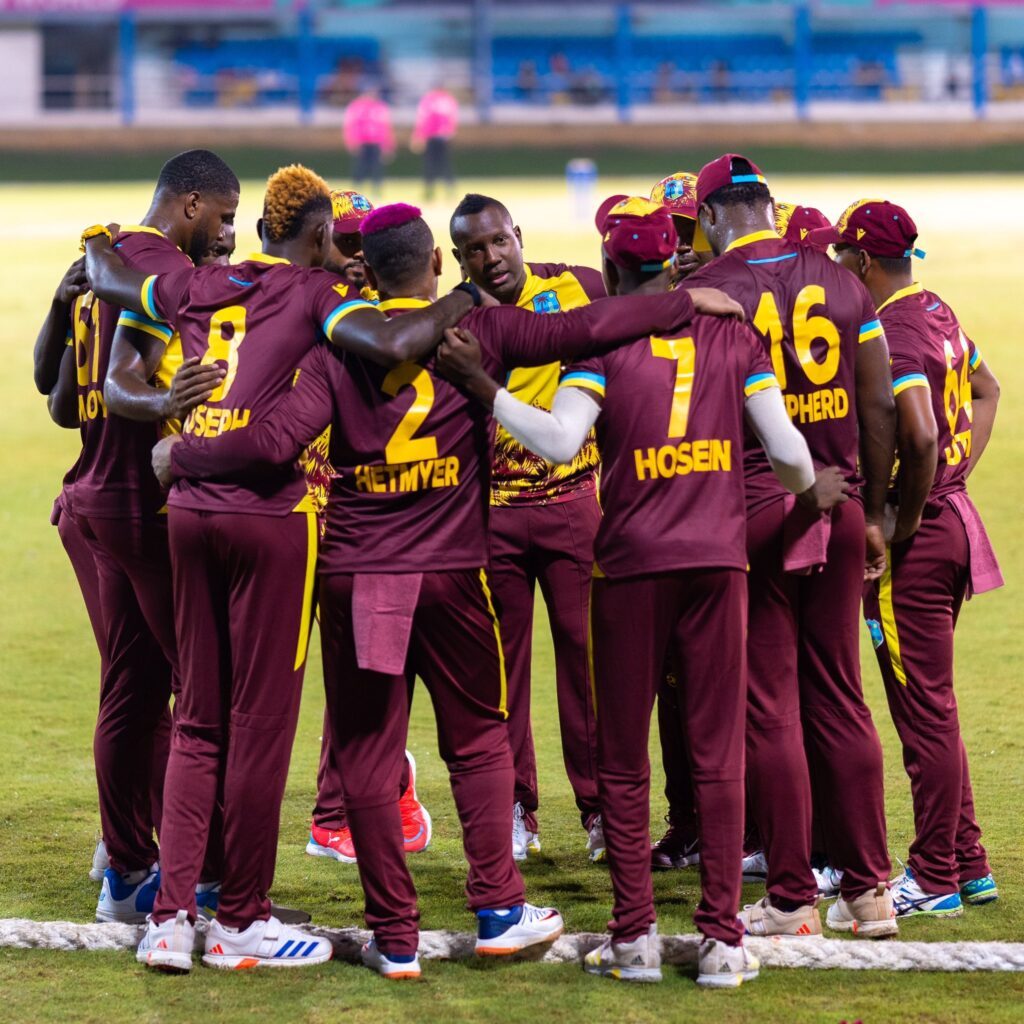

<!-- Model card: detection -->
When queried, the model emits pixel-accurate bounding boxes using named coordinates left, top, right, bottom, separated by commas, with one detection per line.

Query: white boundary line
left=3, top=919, right=1024, bottom=971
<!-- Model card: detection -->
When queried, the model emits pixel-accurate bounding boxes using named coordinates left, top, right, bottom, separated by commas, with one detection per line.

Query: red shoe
left=306, top=822, right=357, bottom=863
left=399, top=751, right=432, bottom=855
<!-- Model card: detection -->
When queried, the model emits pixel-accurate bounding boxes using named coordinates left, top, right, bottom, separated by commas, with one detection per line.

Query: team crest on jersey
left=532, top=290, right=561, bottom=314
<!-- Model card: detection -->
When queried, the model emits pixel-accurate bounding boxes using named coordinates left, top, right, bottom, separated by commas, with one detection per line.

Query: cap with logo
left=595, top=194, right=676, bottom=272
left=330, top=189, right=374, bottom=234
left=808, top=198, right=926, bottom=259
left=650, top=171, right=711, bottom=253
left=774, top=201, right=831, bottom=251
left=695, top=153, right=768, bottom=207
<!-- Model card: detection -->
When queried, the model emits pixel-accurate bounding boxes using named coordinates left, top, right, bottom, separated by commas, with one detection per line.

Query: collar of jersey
left=876, top=282, right=924, bottom=315
left=120, top=224, right=167, bottom=239
left=724, top=229, right=781, bottom=253
left=515, top=265, right=548, bottom=309
left=377, top=296, right=431, bottom=312
left=248, top=252, right=291, bottom=265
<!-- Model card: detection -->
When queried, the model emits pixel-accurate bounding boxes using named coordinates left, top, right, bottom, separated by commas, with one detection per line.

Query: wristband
left=452, top=280, right=482, bottom=307
left=80, top=224, right=113, bottom=253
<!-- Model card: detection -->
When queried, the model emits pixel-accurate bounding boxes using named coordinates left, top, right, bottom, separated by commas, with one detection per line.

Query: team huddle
left=32, top=147, right=1002, bottom=987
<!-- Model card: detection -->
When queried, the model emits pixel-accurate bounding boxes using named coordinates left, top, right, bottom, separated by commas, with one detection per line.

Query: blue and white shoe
left=475, top=902, right=564, bottom=956
left=960, top=873, right=999, bottom=906
left=361, top=937, right=422, bottom=979
left=196, top=881, right=220, bottom=920
left=137, top=910, right=195, bottom=973
left=95, top=865, right=160, bottom=923
left=202, top=915, right=333, bottom=970
left=891, top=868, right=963, bottom=918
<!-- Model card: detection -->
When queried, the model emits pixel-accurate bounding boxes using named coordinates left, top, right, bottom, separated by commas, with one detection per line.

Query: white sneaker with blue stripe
left=891, top=868, right=963, bottom=918
left=202, top=915, right=333, bottom=969
left=95, top=865, right=160, bottom=923
left=475, top=902, right=564, bottom=955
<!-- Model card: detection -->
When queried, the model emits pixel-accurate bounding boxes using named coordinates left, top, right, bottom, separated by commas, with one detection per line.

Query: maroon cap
left=808, top=198, right=925, bottom=260
left=695, top=153, right=767, bottom=207
left=595, top=195, right=677, bottom=272
left=774, top=201, right=832, bottom=251
left=330, top=189, right=374, bottom=233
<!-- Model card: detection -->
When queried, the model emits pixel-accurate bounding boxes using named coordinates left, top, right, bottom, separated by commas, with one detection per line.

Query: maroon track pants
left=863, top=502, right=989, bottom=893
left=592, top=569, right=747, bottom=947
left=488, top=496, right=601, bottom=827
left=74, top=511, right=175, bottom=875
left=319, top=569, right=525, bottom=957
left=152, top=508, right=317, bottom=928
left=746, top=497, right=890, bottom=905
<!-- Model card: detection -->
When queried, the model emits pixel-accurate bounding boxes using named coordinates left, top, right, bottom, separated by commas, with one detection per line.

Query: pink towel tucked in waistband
left=782, top=494, right=832, bottom=575
left=946, top=490, right=1003, bottom=598
left=352, top=573, right=424, bottom=675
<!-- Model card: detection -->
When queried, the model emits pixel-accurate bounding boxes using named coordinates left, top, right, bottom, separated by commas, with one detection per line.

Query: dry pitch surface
left=0, top=174, right=1021, bottom=1023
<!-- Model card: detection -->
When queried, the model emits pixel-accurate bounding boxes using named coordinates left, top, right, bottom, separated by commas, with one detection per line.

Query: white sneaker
left=825, top=882, right=899, bottom=938
left=511, top=802, right=540, bottom=862
left=361, top=937, right=422, bottom=980
left=475, top=902, right=564, bottom=955
left=586, top=815, right=606, bottom=864
left=202, top=916, right=333, bottom=969
left=813, top=865, right=843, bottom=899
left=741, top=850, right=768, bottom=884
left=583, top=924, right=661, bottom=982
left=739, top=895, right=822, bottom=937
left=95, top=865, right=160, bottom=924
left=697, top=938, right=760, bottom=989
left=891, top=869, right=963, bottom=919
left=89, top=840, right=109, bottom=883
left=137, top=910, right=195, bottom=973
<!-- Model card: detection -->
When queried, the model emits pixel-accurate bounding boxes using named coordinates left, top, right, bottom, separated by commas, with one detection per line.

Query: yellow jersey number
left=943, top=331, right=973, bottom=466
left=752, top=285, right=840, bottom=389
left=650, top=335, right=696, bottom=437
left=201, top=305, right=247, bottom=402
left=381, top=362, right=439, bottom=463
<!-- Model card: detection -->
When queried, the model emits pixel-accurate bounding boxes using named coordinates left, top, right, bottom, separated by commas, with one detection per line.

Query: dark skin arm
left=34, top=257, right=88, bottom=394
left=890, top=386, right=937, bottom=544
left=854, top=334, right=897, bottom=580
left=104, top=325, right=225, bottom=423
left=967, top=360, right=999, bottom=476
left=47, top=344, right=80, bottom=428
left=82, top=235, right=150, bottom=313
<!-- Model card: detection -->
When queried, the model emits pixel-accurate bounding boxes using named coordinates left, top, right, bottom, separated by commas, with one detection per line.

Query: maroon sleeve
left=472, top=289, right=696, bottom=373
left=744, top=324, right=775, bottom=379
left=569, top=265, right=607, bottom=302
left=149, top=268, right=195, bottom=327
left=171, top=345, right=335, bottom=480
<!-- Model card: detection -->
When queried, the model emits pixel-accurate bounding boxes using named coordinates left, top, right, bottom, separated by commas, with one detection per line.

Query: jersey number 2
left=381, top=363, right=439, bottom=463
left=650, top=335, right=696, bottom=438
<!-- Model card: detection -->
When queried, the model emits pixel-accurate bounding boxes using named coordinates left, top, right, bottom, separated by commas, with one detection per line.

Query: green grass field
left=1, top=174, right=1021, bottom=1023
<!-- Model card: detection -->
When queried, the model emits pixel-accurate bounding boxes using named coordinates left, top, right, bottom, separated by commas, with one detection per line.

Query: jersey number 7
left=650, top=335, right=696, bottom=438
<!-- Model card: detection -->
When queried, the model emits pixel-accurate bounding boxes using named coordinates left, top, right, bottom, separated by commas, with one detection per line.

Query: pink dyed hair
left=360, top=203, right=423, bottom=235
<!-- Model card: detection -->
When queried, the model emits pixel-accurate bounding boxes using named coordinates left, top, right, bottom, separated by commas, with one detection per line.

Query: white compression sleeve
left=492, top=385, right=600, bottom=465
left=744, top=386, right=816, bottom=495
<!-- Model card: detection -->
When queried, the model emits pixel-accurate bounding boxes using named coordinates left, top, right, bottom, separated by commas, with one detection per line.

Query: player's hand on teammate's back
left=864, top=520, right=888, bottom=581
left=437, top=327, right=500, bottom=407
left=797, top=466, right=851, bottom=512
left=55, top=257, right=89, bottom=305
left=151, top=434, right=183, bottom=488
left=686, top=287, right=745, bottom=322
left=165, top=357, right=227, bottom=420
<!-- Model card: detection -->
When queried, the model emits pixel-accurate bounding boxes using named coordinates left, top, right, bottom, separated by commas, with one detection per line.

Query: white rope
left=2, top=918, right=1023, bottom=971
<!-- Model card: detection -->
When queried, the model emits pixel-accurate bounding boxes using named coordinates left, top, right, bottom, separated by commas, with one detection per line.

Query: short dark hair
left=704, top=157, right=770, bottom=212
left=874, top=255, right=912, bottom=275
left=362, top=216, right=435, bottom=288
left=449, top=193, right=511, bottom=240
left=156, top=149, right=240, bottom=199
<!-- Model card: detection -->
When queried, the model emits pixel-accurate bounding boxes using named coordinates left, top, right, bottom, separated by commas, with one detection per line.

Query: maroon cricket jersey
left=146, top=253, right=375, bottom=516
left=880, top=283, right=982, bottom=506
left=688, top=231, right=882, bottom=513
left=562, top=315, right=777, bottom=578
left=169, top=288, right=696, bottom=571
left=71, top=227, right=191, bottom=518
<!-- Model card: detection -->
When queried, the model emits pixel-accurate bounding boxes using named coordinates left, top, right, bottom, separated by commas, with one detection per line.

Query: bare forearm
left=34, top=299, right=73, bottom=394
left=968, top=397, right=997, bottom=474
left=47, top=346, right=79, bottom=428
left=104, top=370, right=170, bottom=422
left=895, top=446, right=936, bottom=535
left=84, top=240, right=148, bottom=313
left=855, top=337, right=896, bottom=522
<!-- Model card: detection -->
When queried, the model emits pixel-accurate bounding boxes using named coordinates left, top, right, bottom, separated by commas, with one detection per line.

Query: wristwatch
left=79, top=224, right=113, bottom=252
left=452, top=280, right=483, bottom=307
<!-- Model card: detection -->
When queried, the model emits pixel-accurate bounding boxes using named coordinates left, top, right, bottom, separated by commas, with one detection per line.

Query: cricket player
left=688, top=154, right=899, bottom=939
left=149, top=202, right=740, bottom=979
left=436, top=195, right=846, bottom=986
left=821, top=199, right=1002, bottom=915
left=449, top=193, right=606, bottom=862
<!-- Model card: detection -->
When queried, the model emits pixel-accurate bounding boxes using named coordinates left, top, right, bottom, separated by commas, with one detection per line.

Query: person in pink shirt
left=411, top=87, right=458, bottom=199
left=344, top=90, right=395, bottom=191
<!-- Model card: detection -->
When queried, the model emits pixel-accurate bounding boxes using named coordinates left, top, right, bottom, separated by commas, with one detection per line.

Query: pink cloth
left=412, top=89, right=459, bottom=143
left=352, top=573, right=423, bottom=675
left=343, top=95, right=395, bottom=155
left=946, top=490, right=1003, bottom=597
left=781, top=494, right=832, bottom=575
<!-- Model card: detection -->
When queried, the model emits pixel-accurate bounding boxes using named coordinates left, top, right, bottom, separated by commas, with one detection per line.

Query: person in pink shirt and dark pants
left=344, top=90, right=395, bottom=191
left=411, top=87, right=458, bottom=199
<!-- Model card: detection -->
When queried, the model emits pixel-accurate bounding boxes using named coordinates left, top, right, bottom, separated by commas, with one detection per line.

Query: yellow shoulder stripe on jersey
left=893, top=373, right=929, bottom=396
left=744, top=372, right=778, bottom=397
left=120, top=224, right=167, bottom=238
left=377, top=297, right=431, bottom=312
left=117, top=310, right=173, bottom=343
left=876, top=282, right=924, bottom=315
left=323, top=298, right=379, bottom=337
left=859, top=318, right=884, bottom=343
left=969, top=347, right=983, bottom=372
left=247, top=252, right=291, bottom=265
left=560, top=370, right=606, bottom=397
left=724, top=229, right=780, bottom=253
left=878, top=554, right=908, bottom=687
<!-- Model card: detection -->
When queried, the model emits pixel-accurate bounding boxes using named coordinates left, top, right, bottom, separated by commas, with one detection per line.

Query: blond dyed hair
left=262, top=164, right=332, bottom=243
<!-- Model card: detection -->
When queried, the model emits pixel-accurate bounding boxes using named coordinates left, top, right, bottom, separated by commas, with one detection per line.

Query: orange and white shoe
left=475, top=903, right=564, bottom=956
left=202, top=915, right=332, bottom=970
left=306, top=822, right=357, bottom=864
left=137, top=910, right=195, bottom=973
left=739, top=895, right=822, bottom=937
left=399, top=751, right=432, bottom=855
